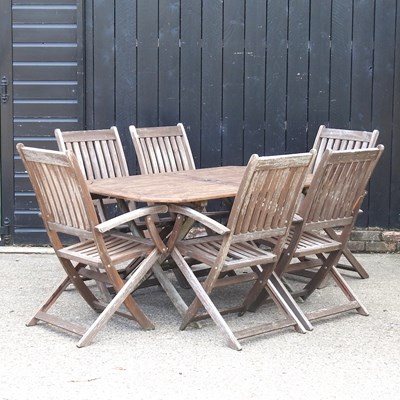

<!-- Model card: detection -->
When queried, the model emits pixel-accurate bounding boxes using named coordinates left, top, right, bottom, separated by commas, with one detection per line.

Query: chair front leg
left=77, top=249, right=160, bottom=347
left=171, top=248, right=242, bottom=351
left=302, top=250, right=342, bottom=300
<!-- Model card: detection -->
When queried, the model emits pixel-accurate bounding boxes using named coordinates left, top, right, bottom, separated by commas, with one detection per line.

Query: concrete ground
left=0, top=249, right=399, bottom=400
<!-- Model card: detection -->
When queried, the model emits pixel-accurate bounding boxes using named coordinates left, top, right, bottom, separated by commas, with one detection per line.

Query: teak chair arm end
left=96, top=205, right=168, bottom=233
left=169, top=204, right=230, bottom=236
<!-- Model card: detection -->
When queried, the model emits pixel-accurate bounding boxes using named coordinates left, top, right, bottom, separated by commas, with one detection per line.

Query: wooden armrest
left=169, top=205, right=230, bottom=235
left=96, top=205, right=168, bottom=233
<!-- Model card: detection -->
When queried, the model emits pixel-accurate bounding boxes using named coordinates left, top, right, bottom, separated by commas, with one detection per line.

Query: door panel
left=0, top=0, right=84, bottom=245
left=0, top=1, right=13, bottom=245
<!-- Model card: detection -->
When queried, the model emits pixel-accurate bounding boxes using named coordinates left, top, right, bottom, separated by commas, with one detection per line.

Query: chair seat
left=178, top=238, right=277, bottom=271
left=292, top=231, right=341, bottom=258
left=57, top=234, right=154, bottom=268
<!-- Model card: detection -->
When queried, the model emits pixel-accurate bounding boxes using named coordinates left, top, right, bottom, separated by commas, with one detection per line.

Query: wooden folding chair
left=55, top=127, right=142, bottom=297
left=17, top=143, right=168, bottom=347
left=248, top=146, right=384, bottom=324
left=55, top=126, right=131, bottom=222
left=168, top=152, right=314, bottom=350
left=309, top=125, right=380, bottom=278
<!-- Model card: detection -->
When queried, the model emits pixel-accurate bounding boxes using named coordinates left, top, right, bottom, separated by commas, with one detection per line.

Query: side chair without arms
left=248, top=146, right=384, bottom=325
left=17, top=143, right=168, bottom=347
left=309, top=125, right=380, bottom=279
left=168, top=152, right=315, bottom=350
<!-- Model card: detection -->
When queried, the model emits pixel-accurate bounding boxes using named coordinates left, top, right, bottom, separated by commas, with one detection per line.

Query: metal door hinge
left=0, top=218, right=11, bottom=244
left=1, top=76, right=9, bottom=104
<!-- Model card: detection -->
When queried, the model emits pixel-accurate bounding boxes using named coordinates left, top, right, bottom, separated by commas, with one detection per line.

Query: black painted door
left=0, top=0, right=85, bottom=245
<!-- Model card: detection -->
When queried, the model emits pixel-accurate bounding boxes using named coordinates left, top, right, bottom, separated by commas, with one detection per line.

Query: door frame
left=0, top=2, right=13, bottom=245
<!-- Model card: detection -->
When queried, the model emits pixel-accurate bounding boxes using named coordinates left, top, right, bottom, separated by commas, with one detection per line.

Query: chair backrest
left=55, top=127, right=129, bottom=180
left=17, top=143, right=98, bottom=240
left=310, top=125, right=379, bottom=173
left=130, top=123, right=195, bottom=174
left=300, top=145, right=384, bottom=228
left=227, top=152, right=314, bottom=248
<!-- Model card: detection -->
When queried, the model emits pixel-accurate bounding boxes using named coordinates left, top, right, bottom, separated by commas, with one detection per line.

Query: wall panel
left=7, top=0, right=400, bottom=246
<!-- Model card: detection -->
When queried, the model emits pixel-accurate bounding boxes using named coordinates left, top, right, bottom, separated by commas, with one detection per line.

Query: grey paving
left=1, top=250, right=399, bottom=400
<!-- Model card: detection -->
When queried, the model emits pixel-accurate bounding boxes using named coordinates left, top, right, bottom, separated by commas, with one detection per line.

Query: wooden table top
left=88, top=165, right=313, bottom=204
left=87, top=166, right=246, bottom=203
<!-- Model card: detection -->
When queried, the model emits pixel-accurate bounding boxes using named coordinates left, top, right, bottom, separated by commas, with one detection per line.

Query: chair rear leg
left=329, top=266, right=369, bottom=316
left=301, top=252, right=341, bottom=300
left=325, top=227, right=369, bottom=278
left=26, top=275, right=71, bottom=326
left=27, top=262, right=97, bottom=326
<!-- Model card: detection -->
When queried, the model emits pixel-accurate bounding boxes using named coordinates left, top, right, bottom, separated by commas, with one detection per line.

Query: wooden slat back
left=130, top=123, right=196, bottom=174
left=228, top=153, right=313, bottom=239
left=55, top=127, right=129, bottom=180
left=311, top=125, right=379, bottom=173
left=17, top=144, right=98, bottom=235
left=302, top=146, right=384, bottom=225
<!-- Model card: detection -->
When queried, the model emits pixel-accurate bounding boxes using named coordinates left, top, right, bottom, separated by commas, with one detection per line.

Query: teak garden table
left=87, top=166, right=246, bottom=319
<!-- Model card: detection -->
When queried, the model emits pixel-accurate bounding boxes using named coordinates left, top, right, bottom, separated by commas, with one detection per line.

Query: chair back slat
left=17, top=144, right=98, bottom=235
left=130, top=123, right=196, bottom=174
left=55, top=127, right=129, bottom=180
left=302, top=146, right=384, bottom=226
left=228, top=153, right=313, bottom=240
left=311, top=125, right=379, bottom=173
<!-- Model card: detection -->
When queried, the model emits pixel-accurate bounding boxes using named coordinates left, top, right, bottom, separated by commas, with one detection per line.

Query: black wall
left=85, top=0, right=400, bottom=230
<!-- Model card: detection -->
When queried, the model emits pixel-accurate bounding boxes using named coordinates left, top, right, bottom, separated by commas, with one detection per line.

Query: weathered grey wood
left=88, top=151, right=314, bottom=349
left=17, top=143, right=169, bottom=347
left=78, top=249, right=160, bottom=347
left=88, top=166, right=245, bottom=203
left=55, top=126, right=132, bottom=223
left=171, top=248, right=242, bottom=351
left=55, top=126, right=129, bottom=180
left=169, top=205, right=230, bottom=235
left=261, top=146, right=385, bottom=326
left=35, top=311, right=86, bottom=336
left=172, top=152, right=314, bottom=349
left=130, top=123, right=195, bottom=175
left=310, top=125, right=379, bottom=174
left=307, top=126, right=380, bottom=279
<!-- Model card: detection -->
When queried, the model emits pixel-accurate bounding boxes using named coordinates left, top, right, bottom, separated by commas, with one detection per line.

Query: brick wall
left=348, top=229, right=400, bottom=253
